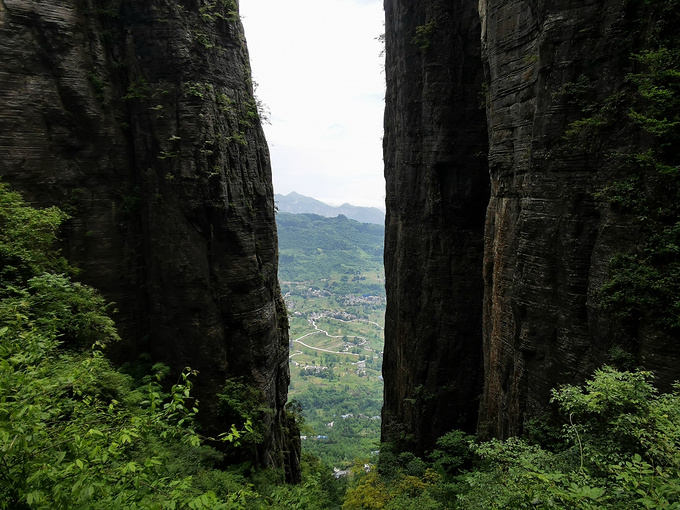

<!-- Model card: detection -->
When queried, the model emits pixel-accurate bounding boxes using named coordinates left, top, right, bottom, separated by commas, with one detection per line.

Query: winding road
left=290, top=316, right=374, bottom=357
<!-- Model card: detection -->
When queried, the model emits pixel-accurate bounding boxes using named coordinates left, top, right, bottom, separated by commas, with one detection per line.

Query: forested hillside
left=276, top=212, right=385, bottom=471
left=277, top=212, right=384, bottom=292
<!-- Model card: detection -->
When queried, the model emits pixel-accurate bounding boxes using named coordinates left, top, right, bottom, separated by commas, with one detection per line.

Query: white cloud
left=240, top=0, right=385, bottom=210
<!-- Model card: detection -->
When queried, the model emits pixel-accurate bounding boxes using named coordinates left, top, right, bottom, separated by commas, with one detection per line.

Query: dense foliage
left=0, top=183, right=344, bottom=509
left=341, top=367, right=680, bottom=509
left=0, top=183, right=244, bottom=508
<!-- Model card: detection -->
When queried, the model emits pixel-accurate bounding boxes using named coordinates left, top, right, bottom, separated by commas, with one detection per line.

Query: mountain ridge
left=275, top=192, right=385, bottom=225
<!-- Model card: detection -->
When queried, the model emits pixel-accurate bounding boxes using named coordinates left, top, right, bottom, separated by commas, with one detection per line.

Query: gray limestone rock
left=0, top=0, right=299, bottom=480
left=383, top=0, right=680, bottom=451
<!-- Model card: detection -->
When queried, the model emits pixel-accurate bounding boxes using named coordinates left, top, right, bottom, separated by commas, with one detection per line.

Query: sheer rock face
left=383, top=0, right=680, bottom=449
left=382, top=0, right=489, bottom=454
left=477, top=0, right=666, bottom=439
left=0, top=0, right=299, bottom=479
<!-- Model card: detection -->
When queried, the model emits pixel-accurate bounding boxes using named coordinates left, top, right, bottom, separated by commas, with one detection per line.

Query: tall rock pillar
left=478, top=0, right=680, bottom=438
left=0, top=0, right=299, bottom=479
left=382, top=0, right=489, bottom=454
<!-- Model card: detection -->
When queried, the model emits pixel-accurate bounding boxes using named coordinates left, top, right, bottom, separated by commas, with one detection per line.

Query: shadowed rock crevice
left=382, top=0, right=490, bottom=456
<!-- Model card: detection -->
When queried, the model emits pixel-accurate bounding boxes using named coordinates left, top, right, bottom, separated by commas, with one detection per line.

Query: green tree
left=0, top=182, right=249, bottom=508
left=456, top=367, right=680, bottom=509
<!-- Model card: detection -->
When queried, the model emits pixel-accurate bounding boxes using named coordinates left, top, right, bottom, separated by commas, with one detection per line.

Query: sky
left=239, top=0, right=386, bottom=210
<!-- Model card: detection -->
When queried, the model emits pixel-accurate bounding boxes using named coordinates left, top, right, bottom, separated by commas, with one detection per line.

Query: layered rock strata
left=382, top=0, right=489, bottom=454
left=0, top=0, right=298, bottom=479
left=478, top=0, right=680, bottom=439
left=383, top=0, right=680, bottom=450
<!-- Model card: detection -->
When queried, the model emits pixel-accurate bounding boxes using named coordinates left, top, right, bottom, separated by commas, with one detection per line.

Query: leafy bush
left=0, top=182, right=250, bottom=508
left=456, top=367, right=680, bottom=509
left=345, top=368, right=680, bottom=509
left=0, top=183, right=69, bottom=286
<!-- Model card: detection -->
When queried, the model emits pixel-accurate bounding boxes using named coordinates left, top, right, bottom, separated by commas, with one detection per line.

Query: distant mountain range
left=274, top=192, right=385, bottom=225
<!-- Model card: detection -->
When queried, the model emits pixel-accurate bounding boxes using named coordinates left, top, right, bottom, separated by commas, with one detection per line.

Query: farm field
left=277, top=212, right=385, bottom=471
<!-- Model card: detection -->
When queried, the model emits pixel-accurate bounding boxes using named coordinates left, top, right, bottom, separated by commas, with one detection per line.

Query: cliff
left=382, top=0, right=489, bottom=452
left=478, top=0, right=639, bottom=439
left=383, top=0, right=680, bottom=453
left=0, top=0, right=299, bottom=479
